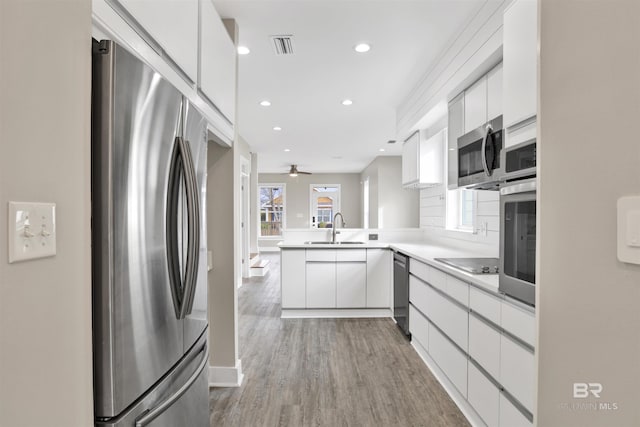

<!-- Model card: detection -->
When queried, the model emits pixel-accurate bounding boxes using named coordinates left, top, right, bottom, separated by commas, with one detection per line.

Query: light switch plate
left=8, top=201, right=57, bottom=263
left=617, top=196, right=640, bottom=265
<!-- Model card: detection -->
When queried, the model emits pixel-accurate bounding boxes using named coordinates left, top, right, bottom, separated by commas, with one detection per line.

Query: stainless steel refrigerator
left=91, top=39, right=210, bottom=427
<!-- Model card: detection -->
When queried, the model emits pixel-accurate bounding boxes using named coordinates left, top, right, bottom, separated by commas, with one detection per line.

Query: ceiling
left=213, top=0, right=486, bottom=174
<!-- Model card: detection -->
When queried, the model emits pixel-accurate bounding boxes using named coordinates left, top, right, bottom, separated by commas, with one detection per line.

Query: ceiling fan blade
left=298, top=171, right=312, bottom=175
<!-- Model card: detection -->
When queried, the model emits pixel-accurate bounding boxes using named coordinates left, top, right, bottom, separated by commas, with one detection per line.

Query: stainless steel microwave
left=457, top=115, right=504, bottom=190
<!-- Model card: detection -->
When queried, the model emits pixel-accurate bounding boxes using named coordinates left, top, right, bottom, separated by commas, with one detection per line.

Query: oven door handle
left=500, top=178, right=537, bottom=195
left=481, top=124, right=492, bottom=177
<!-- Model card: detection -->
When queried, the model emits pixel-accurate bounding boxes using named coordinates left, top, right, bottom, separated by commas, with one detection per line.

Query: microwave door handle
left=481, top=124, right=492, bottom=177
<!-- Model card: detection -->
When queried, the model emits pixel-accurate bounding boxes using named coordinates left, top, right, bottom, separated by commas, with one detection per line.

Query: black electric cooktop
left=434, top=258, right=499, bottom=274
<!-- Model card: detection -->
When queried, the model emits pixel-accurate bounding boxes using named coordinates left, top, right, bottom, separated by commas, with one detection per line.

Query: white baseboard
left=411, top=339, right=484, bottom=427
left=281, top=308, right=392, bottom=319
left=209, top=359, right=244, bottom=388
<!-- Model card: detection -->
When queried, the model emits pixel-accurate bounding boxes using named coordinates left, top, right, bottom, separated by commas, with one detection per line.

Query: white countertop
left=389, top=242, right=500, bottom=294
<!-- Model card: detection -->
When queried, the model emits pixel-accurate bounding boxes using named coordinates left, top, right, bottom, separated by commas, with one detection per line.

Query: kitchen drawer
left=500, top=392, right=533, bottom=427
left=429, top=267, right=447, bottom=293
left=500, top=334, right=535, bottom=412
left=426, top=285, right=468, bottom=351
left=429, top=323, right=467, bottom=397
left=470, top=286, right=501, bottom=326
left=409, top=258, right=429, bottom=283
left=336, top=249, right=366, bottom=262
left=306, top=249, right=336, bottom=262
left=409, top=275, right=429, bottom=317
left=446, top=275, right=469, bottom=306
left=501, top=302, right=535, bottom=347
left=409, top=304, right=429, bottom=350
left=469, top=313, right=500, bottom=380
left=468, top=362, right=500, bottom=427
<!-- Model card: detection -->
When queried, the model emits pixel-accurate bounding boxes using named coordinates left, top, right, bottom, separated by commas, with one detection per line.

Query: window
left=259, top=185, right=285, bottom=237
left=446, top=188, right=476, bottom=232
left=310, top=185, right=340, bottom=228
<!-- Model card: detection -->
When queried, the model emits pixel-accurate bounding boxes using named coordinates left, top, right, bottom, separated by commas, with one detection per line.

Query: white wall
left=361, top=156, right=419, bottom=228
left=0, top=1, right=94, bottom=425
left=259, top=173, right=362, bottom=229
left=537, top=1, right=640, bottom=426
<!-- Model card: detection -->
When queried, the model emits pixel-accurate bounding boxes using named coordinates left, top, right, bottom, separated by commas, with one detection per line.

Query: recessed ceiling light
left=237, top=46, right=250, bottom=55
left=354, top=43, right=371, bottom=53
left=260, top=100, right=271, bottom=107
left=273, top=126, right=282, bottom=131
left=284, top=148, right=291, bottom=152
left=341, top=99, right=353, bottom=106
left=379, top=148, right=385, bottom=152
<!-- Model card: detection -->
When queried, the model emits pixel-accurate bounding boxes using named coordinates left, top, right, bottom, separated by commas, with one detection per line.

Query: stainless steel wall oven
left=499, top=139, right=537, bottom=306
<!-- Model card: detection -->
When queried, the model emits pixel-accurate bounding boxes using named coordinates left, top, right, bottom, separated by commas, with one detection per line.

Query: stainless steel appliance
left=92, top=39, right=210, bottom=427
left=434, top=258, right=499, bottom=274
left=499, top=140, right=537, bottom=306
left=457, top=115, right=504, bottom=189
left=393, top=252, right=410, bottom=337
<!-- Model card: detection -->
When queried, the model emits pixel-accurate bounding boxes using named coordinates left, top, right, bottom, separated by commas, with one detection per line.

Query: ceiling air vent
left=270, top=35, right=294, bottom=55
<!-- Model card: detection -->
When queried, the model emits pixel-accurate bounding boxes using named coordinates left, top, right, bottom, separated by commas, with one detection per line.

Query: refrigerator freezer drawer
left=96, top=329, right=210, bottom=427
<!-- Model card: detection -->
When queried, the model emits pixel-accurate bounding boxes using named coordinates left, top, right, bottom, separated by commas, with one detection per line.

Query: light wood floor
left=209, top=253, right=469, bottom=427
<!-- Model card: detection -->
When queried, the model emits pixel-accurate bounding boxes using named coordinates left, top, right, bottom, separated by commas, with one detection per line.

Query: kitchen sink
left=304, top=241, right=365, bottom=245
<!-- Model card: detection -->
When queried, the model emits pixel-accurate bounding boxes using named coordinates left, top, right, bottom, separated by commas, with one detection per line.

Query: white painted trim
left=281, top=308, right=392, bottom=319
left=411, top=340, right=485, bottom=427
left=258, top=247, right=280, bottom=253
left=209, top=359, right=244, bottom=388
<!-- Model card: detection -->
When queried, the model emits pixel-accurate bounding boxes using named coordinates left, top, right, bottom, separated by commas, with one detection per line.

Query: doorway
left=309, top=185, right=341, bottom=228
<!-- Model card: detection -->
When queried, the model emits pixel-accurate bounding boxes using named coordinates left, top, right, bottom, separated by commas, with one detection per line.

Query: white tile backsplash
left=419, top=185, right=500, bottom=249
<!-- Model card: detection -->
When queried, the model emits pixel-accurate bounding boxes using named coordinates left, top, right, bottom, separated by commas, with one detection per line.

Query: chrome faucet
left=332, top=212, right=345, bottom=243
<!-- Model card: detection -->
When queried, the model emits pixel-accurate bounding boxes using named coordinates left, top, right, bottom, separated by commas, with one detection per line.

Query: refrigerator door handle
left=134, top=340, right=209, bottom=427
left=166, top=136, right=200, bottom=319
left=179, top=139, right=200, bottom=318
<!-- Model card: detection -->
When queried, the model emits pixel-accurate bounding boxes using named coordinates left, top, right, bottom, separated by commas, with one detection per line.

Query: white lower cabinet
left=366, top=249, right=391, bottom=308
left=409, top=304, right=428, bottom=350
left=305, top=263, right=336, bottom=308
left=469, top=314, right=501, bottom=380
left=499, top=393, right=532, bottom=427
left=426, top=284, right=468, bottom=351
left=468, top=362, right=500, bottom=427
left=500, top=334, right=535, bottom=412
left=336, top=262, right=366, bottom=308
left=429, top=323, right=467, bottom=397
left=281, top=250, right=306, bottom=308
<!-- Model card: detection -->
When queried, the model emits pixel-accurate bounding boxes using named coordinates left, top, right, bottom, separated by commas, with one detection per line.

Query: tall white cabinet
left=503, top=0, right=538, bottom=147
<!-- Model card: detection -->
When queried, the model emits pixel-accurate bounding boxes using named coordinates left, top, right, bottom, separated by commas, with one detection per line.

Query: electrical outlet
left=368, top=233, right=379, bottom=240
left=8, top=201, right=57, bottom=263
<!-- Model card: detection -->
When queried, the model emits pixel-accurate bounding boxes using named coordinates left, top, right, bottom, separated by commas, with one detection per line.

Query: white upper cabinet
left=119, top=0, right=199, bottom=83
left=402, top=131, right=419, bottom=186
left=503, top=0, right=538, bottom=128
left=464, top=62, right=503, bottom=132
left=199, top=0, right=236, bottom=124
left=402, top=129, right=445, bottom=189
left=487, top=62, right=503, bottom=122
left=447, top=93, right=464, bottom=189
left=464, top=76, right=487, bottom=132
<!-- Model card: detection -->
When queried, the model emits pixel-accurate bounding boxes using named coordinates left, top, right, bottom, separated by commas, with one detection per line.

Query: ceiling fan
left=285, top=164, right=312, bottom=177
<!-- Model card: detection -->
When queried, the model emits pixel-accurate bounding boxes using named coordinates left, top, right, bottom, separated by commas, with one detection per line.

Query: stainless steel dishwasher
left=393, top=252, right=410, bottom=337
